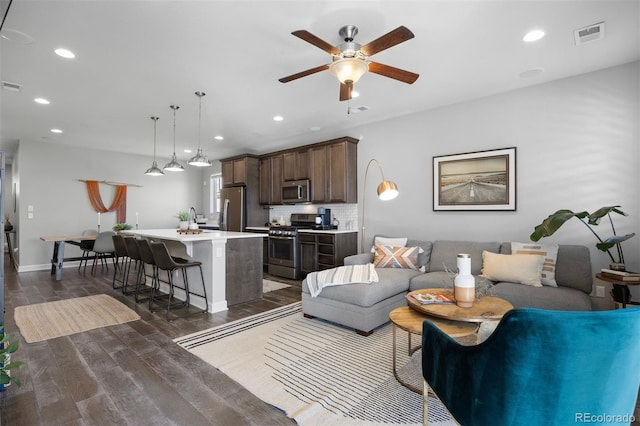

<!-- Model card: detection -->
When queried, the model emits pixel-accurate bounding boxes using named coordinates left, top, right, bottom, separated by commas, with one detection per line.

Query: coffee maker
left=316, top=207, right=332, bottom=229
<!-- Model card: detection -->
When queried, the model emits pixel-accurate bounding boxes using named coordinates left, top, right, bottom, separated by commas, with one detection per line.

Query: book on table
left=410, top=292, right=456, bottom=305
left=600, top=269, right=640, bottom=281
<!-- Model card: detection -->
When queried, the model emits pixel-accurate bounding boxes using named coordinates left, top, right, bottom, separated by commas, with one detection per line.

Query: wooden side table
left=595, top=273, right=640, bottom=308
left=407, top=288, right=514, bottom=322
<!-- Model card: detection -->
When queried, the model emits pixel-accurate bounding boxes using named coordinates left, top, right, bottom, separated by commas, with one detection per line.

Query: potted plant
left=0, top=326, right=23, bottom=389
left=177, top=212, right=189, bottom=230
left=530, top=205, right=636, bottom=271
left=112, top=223, right=132, bottom=232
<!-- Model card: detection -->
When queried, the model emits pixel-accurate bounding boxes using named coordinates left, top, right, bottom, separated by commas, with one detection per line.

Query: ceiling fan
left=279, top=25, right=419, bottom=101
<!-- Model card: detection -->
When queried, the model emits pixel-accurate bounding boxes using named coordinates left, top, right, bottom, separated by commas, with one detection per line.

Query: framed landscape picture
left=433, top=147, right=516, bottom=211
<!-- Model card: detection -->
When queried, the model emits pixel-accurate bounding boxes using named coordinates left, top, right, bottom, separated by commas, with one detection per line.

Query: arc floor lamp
left=361, top=159, right=399, bottom=252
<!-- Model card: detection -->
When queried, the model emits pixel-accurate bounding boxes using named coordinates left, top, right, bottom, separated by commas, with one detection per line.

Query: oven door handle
left=269, top=236, right=296, bottom=240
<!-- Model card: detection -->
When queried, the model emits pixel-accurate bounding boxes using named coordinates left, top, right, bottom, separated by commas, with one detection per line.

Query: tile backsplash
left=268, top=204, right=358, bottom=231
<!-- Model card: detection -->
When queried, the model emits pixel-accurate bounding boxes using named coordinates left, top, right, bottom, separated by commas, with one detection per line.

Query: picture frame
left=433, top=147, right=516, bottom=211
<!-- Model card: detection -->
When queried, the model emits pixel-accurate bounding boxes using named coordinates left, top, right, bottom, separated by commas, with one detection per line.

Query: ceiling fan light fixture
left=329, top=57, right=368, bottom=84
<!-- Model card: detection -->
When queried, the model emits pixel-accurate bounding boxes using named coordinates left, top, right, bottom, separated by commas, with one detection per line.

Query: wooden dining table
left=40, top=234, right=97, bottom=281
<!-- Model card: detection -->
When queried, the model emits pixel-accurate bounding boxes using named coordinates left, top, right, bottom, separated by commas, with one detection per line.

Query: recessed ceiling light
left=309, top=126, right=321, bottom=132
left=50, top=128, right=63, bottom=133
left=214, top=135, right=224, bottom=141
left=184, top=149, right=192, bottom=153
left=273, top=115, right=284, bottom=122
left=523, top=29, right=545, bottom=43
left=54, top=48, right=75, bottom=59
left=34, top=97, right=50, bottom=105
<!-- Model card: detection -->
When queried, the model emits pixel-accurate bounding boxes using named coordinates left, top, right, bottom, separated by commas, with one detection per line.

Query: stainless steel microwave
left=282, top=179, right=311, bottom=204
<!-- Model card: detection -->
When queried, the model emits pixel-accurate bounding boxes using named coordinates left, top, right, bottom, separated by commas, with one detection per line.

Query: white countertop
left=123, top=229, right=267, bottom=242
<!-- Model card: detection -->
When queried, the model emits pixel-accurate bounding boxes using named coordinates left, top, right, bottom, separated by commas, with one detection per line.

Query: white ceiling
left=1, top=1, right=638, bottom=163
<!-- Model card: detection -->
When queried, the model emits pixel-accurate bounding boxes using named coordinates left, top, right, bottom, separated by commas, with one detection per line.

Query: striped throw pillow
left=373, top=245, right=420, bottom=270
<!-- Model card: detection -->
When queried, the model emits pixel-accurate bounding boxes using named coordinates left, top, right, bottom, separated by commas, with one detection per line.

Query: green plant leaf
left=0, top=372, right=9, bottom=385
left=604, top=233, right=636, bottom=244
left=5, top=341, right=18, bottom=354
left=3, top=361, right=24, bottom=370
left=530, top=209, right=585, bottom=241
left=587, top=206, right=625, bottom=225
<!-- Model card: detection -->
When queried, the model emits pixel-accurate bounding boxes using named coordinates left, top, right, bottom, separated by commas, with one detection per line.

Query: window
left=210, top=173, right=222, bottom=216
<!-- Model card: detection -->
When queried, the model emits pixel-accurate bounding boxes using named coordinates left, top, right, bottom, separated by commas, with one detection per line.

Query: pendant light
left=188, top=91, right=212, bottom=167
left=144, top=116, right=164, bottom=176
left=163, top=105, right=184, bottom=172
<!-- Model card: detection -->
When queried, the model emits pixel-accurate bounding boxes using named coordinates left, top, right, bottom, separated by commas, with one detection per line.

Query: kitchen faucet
left=189, top=207, right=197, bottom=223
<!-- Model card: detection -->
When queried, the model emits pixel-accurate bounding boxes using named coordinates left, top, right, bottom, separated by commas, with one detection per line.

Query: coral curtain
left=85, top=180, right=127, bottom=224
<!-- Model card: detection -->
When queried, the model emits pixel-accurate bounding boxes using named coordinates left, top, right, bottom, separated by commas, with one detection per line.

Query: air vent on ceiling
left=348, top=105, right=369, bottom=114
left=574, top=22, right=605, bottom=45
left=2, top=81, right=22, bottom=92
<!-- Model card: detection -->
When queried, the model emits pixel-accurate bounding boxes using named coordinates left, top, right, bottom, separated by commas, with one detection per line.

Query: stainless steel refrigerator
left=220, top=186, right=246, bottom=232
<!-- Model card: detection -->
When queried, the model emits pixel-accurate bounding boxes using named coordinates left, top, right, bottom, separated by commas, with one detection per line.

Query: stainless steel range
left=267, top=213, right=338, bottom=279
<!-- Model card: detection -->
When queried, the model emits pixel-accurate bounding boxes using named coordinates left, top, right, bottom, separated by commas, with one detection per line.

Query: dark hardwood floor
left=0, top=256, right=301, bottom=425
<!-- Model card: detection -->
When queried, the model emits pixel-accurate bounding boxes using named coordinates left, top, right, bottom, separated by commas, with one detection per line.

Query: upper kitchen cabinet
left=221, top=155, right=260, bottom=187
left=327, top=138, right=357, bottom=203
left=259, top=136, right=358, bottom=205
left=283, top=149, right=310, bottom=181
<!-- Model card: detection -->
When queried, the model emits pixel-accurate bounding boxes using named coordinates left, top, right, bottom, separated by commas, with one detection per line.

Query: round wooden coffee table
left=390, top=288, right=513, bottom=394
left=407, top=288, right=513, bottom=322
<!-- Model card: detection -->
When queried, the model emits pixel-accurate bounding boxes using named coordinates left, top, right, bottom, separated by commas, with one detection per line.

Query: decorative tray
left=176, top=229, right=203, bottom=234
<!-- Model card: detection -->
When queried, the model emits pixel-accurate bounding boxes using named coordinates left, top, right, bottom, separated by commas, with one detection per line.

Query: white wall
left=353, top=61, right=639, bottom=298
left=17, top=142, right=209, bottom=269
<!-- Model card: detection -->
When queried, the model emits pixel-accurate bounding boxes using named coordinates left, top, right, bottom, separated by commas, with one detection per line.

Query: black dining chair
left=134, top=238, right=159, bottom=304
left=77, top=229, right=98, bottom=272
left=149, top=241, right=208, bottom=321
left=112, top=234, right=130, bottom=291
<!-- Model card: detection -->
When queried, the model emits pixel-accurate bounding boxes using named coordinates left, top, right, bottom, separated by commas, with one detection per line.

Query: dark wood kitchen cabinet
left=283, top=149, right=310, bottom=181
left=221, top=155, right=260, bottom=187
left=309, top=145, right=328, bottom=203
left=259, top=157, right=271, bottom=205
left=299, top=232, right=358, bottom=276
left=328, top=140, right=357, bottom=203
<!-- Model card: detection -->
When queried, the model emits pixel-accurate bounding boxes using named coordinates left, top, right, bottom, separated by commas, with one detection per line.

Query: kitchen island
left=123, top=229, right=265, bottom=313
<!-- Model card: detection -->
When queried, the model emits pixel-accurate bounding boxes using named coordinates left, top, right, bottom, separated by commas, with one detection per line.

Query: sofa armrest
left=344, top=252, right=374, bottom=265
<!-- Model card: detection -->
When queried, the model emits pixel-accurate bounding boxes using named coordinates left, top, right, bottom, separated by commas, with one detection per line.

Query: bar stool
left=134, top=239, right=159, bottom=304
left=149, top=241, right=208, bottom=321
left=123, top=237, right=146, bottom=298
left=112, top=234, right=130, bottom=291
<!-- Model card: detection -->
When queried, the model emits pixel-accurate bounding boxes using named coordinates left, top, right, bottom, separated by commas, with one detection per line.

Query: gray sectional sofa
left=301, top=238, right=593, bottom=335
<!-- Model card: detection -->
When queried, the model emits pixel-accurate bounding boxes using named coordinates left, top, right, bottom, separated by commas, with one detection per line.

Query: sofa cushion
left=500, top=243, right=592, bottom=294
left=372, top=235, right=432, bottom=271
left=372, top=236, right=408, bottom=248
left=302, top=267, right=419, bottom=308
left=373, top=245, right=421, bottom=270
left=491, top=282, right=592, bottom=311
left=429, top=240, right=501, bottom=274
left=481, top=251, right=544, bottom=287
left=511, top=242, right=559, bottom=287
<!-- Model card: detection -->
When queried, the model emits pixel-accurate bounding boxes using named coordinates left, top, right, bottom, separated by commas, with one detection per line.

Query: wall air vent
left=574, top=22, right=605, bottom=45
left=2, top=81, right=21, bottom=92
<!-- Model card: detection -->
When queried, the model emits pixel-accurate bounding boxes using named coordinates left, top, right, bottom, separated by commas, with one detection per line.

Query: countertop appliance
left=220, top=186, right=246, bottom=232
left=316, top=207, right=332, bottom=228
left=282, top=179, right=311, bottom=204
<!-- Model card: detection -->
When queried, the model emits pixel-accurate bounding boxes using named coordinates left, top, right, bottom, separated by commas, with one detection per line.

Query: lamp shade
left=164, top=154, right=184, bottom=172
left=187, top=147, right=211, bottom=167
left=377, top=180, right=399, bottom=200
left=145, top=160, right=164, bottom=176
left=329, top=58, right=368, bottom=84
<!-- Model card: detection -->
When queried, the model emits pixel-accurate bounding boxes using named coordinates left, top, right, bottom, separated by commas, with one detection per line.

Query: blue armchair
left=422, top=308, right=640, bottom=425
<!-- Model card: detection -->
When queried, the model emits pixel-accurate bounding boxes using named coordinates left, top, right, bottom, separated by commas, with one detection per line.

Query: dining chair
left=90, top=231, right=115, bottom=276
left=421, top=308, right=640, bottom=425
left=111, top=234, right=130, bottom=291
left=77, top=229, right=98, bottom=272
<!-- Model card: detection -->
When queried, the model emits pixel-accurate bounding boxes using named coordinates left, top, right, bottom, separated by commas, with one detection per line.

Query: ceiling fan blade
left=339, top=83, right=351, bottom=101
left=360, top=26, right=415, bottom=56
left=292, top=30, right=341, bottom=55
left=368, top=62, right=419, bottom=84
left=278, top=64, right=330, bottom=83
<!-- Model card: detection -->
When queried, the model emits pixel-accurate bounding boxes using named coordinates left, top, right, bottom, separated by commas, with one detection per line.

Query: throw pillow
left=511, top=242, right=559, bottom=287
left=481, top=251, right=544, bottom=287
left=371, top=237, right=408, bottom=252
left=373, top=245, right=420, bottom=270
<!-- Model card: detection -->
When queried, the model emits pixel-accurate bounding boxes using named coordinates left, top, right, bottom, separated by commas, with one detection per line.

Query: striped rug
left=175, top=303, right=454, bottom=425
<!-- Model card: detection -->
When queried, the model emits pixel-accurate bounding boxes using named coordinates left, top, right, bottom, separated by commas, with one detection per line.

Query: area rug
left=175, top=302, right=454, bottom=425
left=14, top=294, right=140, bottom=343
left=263, top=279, right=291, bottom=293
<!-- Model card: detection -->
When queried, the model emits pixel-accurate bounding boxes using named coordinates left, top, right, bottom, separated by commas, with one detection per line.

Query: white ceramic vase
left=454, top=253, right=475, bottom=308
